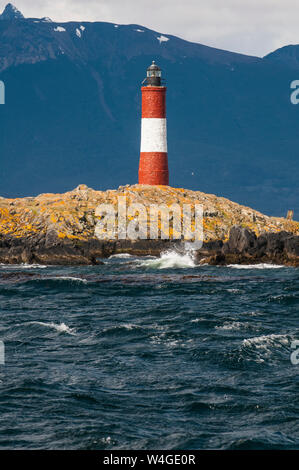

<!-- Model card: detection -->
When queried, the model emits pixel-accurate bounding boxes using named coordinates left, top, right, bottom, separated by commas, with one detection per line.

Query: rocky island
left=0, top=184, right=298, bottom=266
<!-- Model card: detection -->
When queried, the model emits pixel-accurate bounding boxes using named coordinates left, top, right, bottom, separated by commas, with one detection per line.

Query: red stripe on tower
left=138, top=61, right=169, bottom=185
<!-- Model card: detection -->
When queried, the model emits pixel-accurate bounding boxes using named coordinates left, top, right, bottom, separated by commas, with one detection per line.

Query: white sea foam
left=22, top=264, right=48, bottom=269
left=103, top=323, right=140, bottom=333
left=150, top=334, right=192, bottom=348
left=0, top=263, right=48, bottom=269
left=101, top=436, right=112, bottom=444
left=240, top=333, right=293, bottom=363
left=137, top=250, right=195, bottom=269
left=243, top=333, right=290, bottom=348
left=108, top=253, right=133, bottom=259
left=50, top=276, right=87, bottom=283
left=216, top=321, right=248, bottom=331
left=28, top=322, right=76, bottom=335
left=227, top=264, right=286, bottom=269
left=121, top=323, right=138, bottom=330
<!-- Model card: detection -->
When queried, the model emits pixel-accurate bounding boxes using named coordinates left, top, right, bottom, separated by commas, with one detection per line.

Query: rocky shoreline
left=0, top=226, right=298, bottom=267
left=0, top=185, right=298, bottom=267
left=196, top=226, right=299, bottom=267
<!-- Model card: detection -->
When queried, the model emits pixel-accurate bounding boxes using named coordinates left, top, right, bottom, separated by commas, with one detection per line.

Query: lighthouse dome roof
left=147, top=61, right=161, bottom=71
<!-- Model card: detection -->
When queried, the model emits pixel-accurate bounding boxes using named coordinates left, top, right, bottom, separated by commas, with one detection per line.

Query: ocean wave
left=243, top=333, right=290, bottom=348
left=49, top=276, right=88, bottom=283
left=0, top=263, right=48, bottom=269
left=101, top=436, right=112, bottom=445
left=227, top=264, right=286, bottom=269
left=268, top=293, right=298, bottom=305
left=150, top=334, right=193, bottom=348
left=108, top=253, right=133, bottom=259
left=25, top=276, right=88, bottom=284
left=137, top=250, right=196, bottom=269
left=117, top=323, right=138, bottom=330
left=102, top=323, right=141, bottom=333
left=27, top=321, right=76, bottom=335
left=0, top=274, right=88, bottom=286
left=216, top=321, right=248, bottom=331
left=241, top=333, right=292, bottom=362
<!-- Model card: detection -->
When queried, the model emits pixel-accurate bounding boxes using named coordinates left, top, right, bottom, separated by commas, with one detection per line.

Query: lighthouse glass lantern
left=146, top=61, right=162, bottom=86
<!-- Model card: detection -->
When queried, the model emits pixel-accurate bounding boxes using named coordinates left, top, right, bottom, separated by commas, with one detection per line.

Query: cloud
left=1, top=0, right=299, bottom=56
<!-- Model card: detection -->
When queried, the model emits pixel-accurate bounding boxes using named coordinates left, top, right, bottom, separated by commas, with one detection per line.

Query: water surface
left=0, top=251, right=298, bottom=449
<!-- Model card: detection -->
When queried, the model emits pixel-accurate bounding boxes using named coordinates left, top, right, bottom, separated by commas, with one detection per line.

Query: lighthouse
left=138, top=61, right=169, bottom=185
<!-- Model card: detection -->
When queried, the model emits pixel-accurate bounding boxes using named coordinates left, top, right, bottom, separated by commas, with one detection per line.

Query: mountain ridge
left=0, top=3, right=24, bottom=20
left=1, top=3, right=297, bottom=64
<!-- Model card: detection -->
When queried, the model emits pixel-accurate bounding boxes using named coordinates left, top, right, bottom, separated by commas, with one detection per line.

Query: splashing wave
left=27, top=321, right=76, bottom=335
left=137, top=250, right=196, bottom=269
left=227, top=264, right=286, bottom=269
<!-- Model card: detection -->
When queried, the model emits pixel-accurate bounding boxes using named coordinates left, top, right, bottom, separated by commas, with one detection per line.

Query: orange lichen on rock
left=0, top=184, right=298, bottom=243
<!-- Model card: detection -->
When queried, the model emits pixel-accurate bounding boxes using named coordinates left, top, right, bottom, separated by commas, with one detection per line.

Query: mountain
left=0, top=3, right=24, bottom=20
left=265, top=44, right=299, bottom=69
left=0, top=4, right=298, bottom=217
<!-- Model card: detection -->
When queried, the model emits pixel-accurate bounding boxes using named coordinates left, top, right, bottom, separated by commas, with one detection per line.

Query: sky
left=1, top=0, right=299, bottom=57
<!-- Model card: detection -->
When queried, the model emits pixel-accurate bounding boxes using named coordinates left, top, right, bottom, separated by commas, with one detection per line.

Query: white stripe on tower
left=140, top=118, right=167, bottom=153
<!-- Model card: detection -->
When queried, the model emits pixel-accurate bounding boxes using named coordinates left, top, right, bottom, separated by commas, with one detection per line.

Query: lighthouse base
left=138, top=152, right=169, bottom=185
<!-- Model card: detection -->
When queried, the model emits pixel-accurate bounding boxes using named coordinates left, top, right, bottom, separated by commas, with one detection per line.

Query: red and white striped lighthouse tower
left=138, top=61, right=169, bottom=185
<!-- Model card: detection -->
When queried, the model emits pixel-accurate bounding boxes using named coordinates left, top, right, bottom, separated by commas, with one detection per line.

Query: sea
left=0, top=250, right=298, bottom=450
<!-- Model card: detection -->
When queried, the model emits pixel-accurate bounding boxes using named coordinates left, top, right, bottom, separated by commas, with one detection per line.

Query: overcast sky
left=1, top=0, right=299, bottom=57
